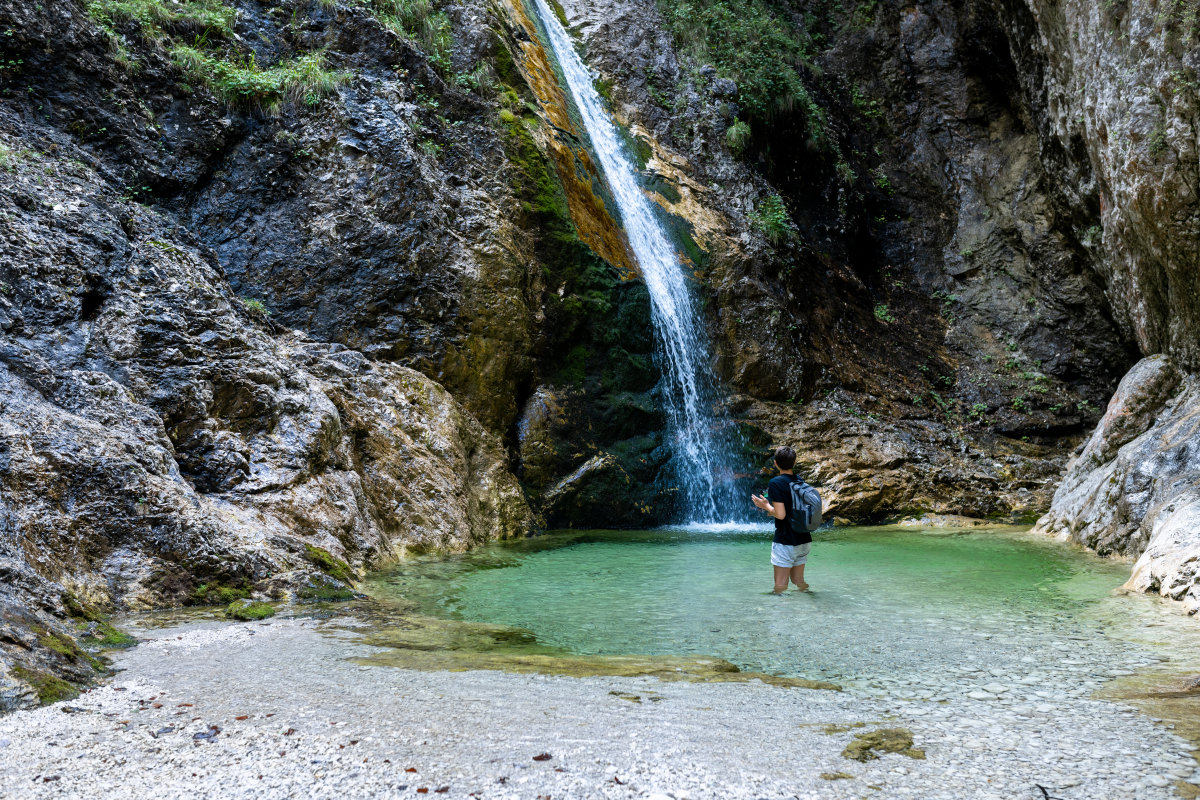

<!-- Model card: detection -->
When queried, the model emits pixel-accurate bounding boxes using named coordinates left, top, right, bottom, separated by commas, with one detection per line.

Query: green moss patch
left=62, top=591, right=103, bottom=622
left=493, top=37, right=531, bottom=97
left=12, top=666, right=79, bottom=705
left=303, top=544, right=356, bottom=585
left=225, top=599, right=276, bottom=621
left=36, top=629, right=104, bottom=671
left=190, top=582, right=249, bottom=606
left=79, top=621, right=138, bottom=649
left=841, top=728, right=925, bottom=762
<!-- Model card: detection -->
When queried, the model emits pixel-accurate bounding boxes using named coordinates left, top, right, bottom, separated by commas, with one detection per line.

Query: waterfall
left=529, top=0, right=739, bottom=524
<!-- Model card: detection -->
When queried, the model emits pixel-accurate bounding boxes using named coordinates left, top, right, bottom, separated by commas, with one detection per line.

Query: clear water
left=367, top=525, right=1180, bottom=688
left=528, top=0, right=740, bottom=523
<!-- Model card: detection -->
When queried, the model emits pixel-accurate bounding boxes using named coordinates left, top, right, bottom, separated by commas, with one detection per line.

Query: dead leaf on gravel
left=532, top=753, right=552, bottom=761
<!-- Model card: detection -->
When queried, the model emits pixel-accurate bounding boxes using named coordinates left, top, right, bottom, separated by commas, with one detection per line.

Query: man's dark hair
left=774, top=446, right=797, bottom=470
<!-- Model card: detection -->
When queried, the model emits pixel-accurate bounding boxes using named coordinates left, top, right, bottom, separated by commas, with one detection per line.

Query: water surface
left=367, top=524, right=1188, bottom=688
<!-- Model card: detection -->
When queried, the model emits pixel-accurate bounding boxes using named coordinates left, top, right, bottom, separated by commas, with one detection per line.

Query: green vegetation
left=0, top=142, right=18, bottom=171
left=86, top=0, right=236, bottom=39
left=81, top=621, right=138, bottom=649
left=240, top=296, right=271, bottom=317
left=304, top=544, right=356, bottom=584
left=372, top=0, right=453, bottom=76
left=62, top=591, right=103, bottom=622
left=1082, top=225, right=1102, bottom=247
left=558, top=344, right=589, bottom=386
left=1149, top=120, right=1168, bottom=156
left=172, top=47, right=348, bottom=112
left=1154, top=0, right=1200, bottom=44
left=873, top=304, right=895, bottom=323
left=86, top=0, right=233, bottom=68
left=226, top=599, right=276, bottom=620
left=593, top=77, right=614, bottom=102
left=659, top=0, right=826, bottom=140
left=87, top=0, right=236, bottom=65
left=851, top=84, right=881, bottom=118
left=750, top=193, right=798, bottom=245
left=87, top=0, right=348, bottom=111
left=190, top=582, right=249, bottom=606
left=725, top=119, right=751, bottom=156
left=871, top=166, right=892, bottom=194
left=12, top=666, right=78, bottom=705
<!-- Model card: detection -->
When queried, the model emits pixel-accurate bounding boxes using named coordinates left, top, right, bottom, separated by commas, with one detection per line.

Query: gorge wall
left=0, top=0, right=1197, bottom=706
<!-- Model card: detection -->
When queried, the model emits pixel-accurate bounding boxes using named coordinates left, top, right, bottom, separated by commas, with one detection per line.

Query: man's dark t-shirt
left=767, top=474, right=812, bottom=546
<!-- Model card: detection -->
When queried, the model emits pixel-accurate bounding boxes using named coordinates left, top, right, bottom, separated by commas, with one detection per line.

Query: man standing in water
left=751, top=446, right=811, bottom=593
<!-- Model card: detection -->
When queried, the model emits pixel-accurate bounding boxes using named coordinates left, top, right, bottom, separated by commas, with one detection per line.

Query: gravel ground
left=0, top=615, right=1194, bottom=799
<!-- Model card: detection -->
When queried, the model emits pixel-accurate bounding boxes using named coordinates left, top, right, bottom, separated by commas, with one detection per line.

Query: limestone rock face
left=1018, top=0, right=1200, bottom=370
left=744, top=396, right=1067, bottom=523
left=1033, top=358, right=1200, bottom=612
left=0, top=0, right=538, bottom=701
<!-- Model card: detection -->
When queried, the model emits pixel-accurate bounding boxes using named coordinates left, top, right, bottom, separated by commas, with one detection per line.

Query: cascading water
left=528, top=0, right=741, bottom=524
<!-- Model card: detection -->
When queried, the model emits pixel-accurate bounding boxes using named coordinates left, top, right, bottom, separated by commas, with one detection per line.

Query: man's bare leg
left=773, top=566, right=790, bottom=594
left=791, top=564, right=808, bottom=591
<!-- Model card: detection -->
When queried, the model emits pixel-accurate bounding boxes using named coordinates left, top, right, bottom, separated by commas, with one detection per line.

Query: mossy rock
left=62, top=591, right=103, bottom=622
left=190, top=582, right=249, bottom=606
left=78, top=621, right=137, bottom=649
left=36, top=629, right=104, bottom=672
left=842, top=728, right=925, bottom=762
left=296, top=578, right=357, bottom=603
left=11, top=665, right=78, bottom=705
left=303, top=544, right=356, bottom=585
left=225, top=599, right=276, bottom=621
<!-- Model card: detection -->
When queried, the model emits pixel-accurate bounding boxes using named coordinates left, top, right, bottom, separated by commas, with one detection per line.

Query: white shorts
left=771, top=542, right=811, bottom=568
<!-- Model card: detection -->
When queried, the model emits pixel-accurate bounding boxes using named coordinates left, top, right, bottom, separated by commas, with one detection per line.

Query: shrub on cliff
left=659, top=0, right=827, bottom=144
left=750, top=194, right=798, bottom=245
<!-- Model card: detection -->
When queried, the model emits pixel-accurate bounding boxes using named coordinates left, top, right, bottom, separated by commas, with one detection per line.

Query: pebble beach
left=1, top=613, right=1196, bottom=800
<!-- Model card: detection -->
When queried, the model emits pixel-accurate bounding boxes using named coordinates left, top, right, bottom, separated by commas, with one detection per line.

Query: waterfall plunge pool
left=364, top=524, right=1200, bottom=741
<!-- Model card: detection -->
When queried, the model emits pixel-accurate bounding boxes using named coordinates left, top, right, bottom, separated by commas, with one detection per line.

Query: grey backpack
left=787, top=477, right=823, bottom=533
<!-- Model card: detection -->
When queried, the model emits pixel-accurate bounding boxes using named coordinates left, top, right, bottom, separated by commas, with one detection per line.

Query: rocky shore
left=1, top=609, right=1197, bottom=799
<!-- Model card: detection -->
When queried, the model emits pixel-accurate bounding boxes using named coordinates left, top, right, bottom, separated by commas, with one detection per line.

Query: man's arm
left=751, top=494, right=787, bottom=519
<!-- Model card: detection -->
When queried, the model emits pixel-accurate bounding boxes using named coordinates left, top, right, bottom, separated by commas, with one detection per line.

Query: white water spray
left=529, top=0, right=738, bottom=523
